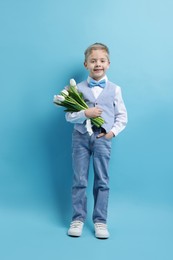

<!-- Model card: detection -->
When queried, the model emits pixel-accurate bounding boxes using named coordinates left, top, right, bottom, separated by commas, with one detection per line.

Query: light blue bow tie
left=89, top=79, right=106, bottom=88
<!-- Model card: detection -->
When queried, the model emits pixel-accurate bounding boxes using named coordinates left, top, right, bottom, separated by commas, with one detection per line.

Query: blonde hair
left=84, top=43, right=110, bottom=62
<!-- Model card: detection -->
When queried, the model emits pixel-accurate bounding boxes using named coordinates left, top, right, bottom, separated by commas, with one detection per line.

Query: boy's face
left=84, top=49, right=110, bottom=81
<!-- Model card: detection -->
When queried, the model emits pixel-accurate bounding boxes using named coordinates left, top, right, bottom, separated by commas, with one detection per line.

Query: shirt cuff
left=65, top=110, right=88, bottom=124
left=110, top=128, right=117, bottom=137
left=79, top=110, right=88, bottom=120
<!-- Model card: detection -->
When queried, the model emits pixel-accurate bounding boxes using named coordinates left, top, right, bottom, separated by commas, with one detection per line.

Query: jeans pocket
left=103, top=135, right=112, bottom=141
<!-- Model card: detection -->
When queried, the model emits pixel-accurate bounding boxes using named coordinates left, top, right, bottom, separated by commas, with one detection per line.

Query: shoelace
left=70, top=221, right=83, bottom=228
left=95, top=223, right=107, bottom=230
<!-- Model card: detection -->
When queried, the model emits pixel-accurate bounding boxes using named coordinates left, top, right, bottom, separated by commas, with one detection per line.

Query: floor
left=1, top=199, right=173, bottom=260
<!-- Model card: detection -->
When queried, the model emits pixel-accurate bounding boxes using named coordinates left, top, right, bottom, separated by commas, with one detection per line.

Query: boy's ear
left=84, top=62, right=88, bottom=69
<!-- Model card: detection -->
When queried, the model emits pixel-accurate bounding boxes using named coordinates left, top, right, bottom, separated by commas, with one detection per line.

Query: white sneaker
left=94, top=223, right=110, bottom=239
left=67, top=220, right=84, bottom=237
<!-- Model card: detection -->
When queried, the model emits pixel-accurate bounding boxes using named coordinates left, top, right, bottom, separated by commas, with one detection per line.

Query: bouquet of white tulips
left=53, top=79, right=104, bottom=128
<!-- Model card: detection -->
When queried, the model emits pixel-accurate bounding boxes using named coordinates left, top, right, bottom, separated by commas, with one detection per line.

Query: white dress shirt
left=65, top=76, right=128, bottom=136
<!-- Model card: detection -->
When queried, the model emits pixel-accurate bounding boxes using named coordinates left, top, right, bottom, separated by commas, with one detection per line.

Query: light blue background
left=0, top=0, right=173, bottom=259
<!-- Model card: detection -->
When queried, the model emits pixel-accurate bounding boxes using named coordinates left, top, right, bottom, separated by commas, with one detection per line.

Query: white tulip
left=54, top=95, right=65, bottom=102
left=61, top=89, right=69, bottom=96
left=70, top=78, right=76, bottom=87
left=65, top=85, right=69, bottom=91
left=53, top=95, right=58, bottom=102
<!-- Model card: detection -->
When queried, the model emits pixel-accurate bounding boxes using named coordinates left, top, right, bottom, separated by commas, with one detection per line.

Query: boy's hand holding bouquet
left=53, top=79, right=104, bottom=135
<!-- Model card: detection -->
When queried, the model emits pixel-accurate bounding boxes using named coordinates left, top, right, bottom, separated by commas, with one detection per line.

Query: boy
left=66, top=43, right=127, bottom=238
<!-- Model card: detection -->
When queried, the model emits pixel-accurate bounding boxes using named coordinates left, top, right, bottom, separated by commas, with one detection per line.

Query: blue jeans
left=71, top=128, right=112, bottom=224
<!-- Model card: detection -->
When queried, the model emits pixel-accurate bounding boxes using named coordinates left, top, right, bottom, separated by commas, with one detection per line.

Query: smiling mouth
left=94, top=69, right=103, bottom=72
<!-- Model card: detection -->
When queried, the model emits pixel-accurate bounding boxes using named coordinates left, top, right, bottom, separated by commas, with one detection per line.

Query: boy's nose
left=95, top=61, right=101, bottom=66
